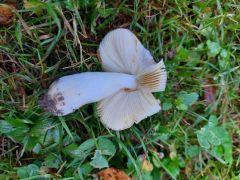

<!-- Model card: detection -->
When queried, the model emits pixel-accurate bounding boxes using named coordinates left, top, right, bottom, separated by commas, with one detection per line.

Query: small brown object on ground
left=0, top=4, right=15, bottom=26
left=141, top=159, right=153, bottom=172
left=97, top=167, right=133, bottom=180
left=204, top=78, right=216, bottom=105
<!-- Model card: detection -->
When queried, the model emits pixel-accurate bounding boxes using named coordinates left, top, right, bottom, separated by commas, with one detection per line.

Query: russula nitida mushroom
left=40, top=28, right=167, bottom=130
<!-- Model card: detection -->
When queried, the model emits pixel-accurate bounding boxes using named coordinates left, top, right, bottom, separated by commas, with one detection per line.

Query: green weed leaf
left=207, top=40, right=221, bottom=57
left=187, top=145, right=200, bottom=158
left=0, top=120, right=14, bottom=134
left=79, top=163, right=93, bottom=176
left=98, top=137, right=116, bottom=156
left=176, top=92, right=199, bottom=110
left=162, top=102, right=173, bottom=111
left=220, top=49, right=228, bottom=58
left=79, top=139, right=95, bottom=151
left=0, top=119, right=29, bottom=138
left=162, top=157, right=185, bottom=178
left=196, top=115, right=232, bottom=164
left=90, top=150, right=109, bottom=169
left=208, top=115, right=218, bottom=127
left=17, top=164, right=39, bottom=178
left=44, top=154, right=62, bottom=169
left=181, top=92, right=199, bottom=106
left=196, top=129, right=210, bottom=149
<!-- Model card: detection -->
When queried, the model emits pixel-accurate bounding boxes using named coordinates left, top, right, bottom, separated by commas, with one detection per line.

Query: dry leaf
left=141, top=159, right=153, bottom=172
left=204, top=78, right=216, bottom=105
left=0, top=4, right=14, bottom=25
left=97, top=167, right=132, bottom=180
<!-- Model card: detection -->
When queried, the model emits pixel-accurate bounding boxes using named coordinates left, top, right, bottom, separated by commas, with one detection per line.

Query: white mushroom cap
left=99, top=28, right=156, bottom=74
left=98, top=28, right=167, bottom=130
left=97, top=90, right=161, bottom=130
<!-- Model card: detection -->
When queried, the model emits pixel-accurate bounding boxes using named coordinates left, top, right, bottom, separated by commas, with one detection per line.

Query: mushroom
left=40, top=28, right=167, bottom=130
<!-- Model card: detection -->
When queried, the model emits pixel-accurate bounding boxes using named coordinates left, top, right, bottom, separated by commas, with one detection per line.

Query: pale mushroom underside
left=98, top=28, right=167, bottom=130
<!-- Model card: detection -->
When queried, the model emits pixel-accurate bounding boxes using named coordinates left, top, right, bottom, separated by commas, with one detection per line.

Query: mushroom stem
left=39, top=72, right=137, bottom=116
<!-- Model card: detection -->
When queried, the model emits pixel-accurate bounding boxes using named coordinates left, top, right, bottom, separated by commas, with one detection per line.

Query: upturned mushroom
left=40, top=28, right=167, bottom=130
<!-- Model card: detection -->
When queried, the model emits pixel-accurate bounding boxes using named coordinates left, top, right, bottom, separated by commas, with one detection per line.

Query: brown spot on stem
left=56, top=92, right=64, bottom=101
left=39, top=92, right=65, bottom=115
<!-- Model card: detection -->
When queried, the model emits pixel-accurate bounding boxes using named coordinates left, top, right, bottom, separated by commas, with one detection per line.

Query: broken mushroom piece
left=40, top=28, right=167, bottom=131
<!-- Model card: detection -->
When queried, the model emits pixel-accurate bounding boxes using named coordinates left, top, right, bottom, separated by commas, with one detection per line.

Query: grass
left=0, top=0, right=239, bottom=179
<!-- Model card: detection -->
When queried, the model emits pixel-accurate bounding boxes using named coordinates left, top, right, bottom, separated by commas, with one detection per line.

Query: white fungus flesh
left=40, top=28, right=167, bottom=131
left=40, top=72, right=137, bottom=116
